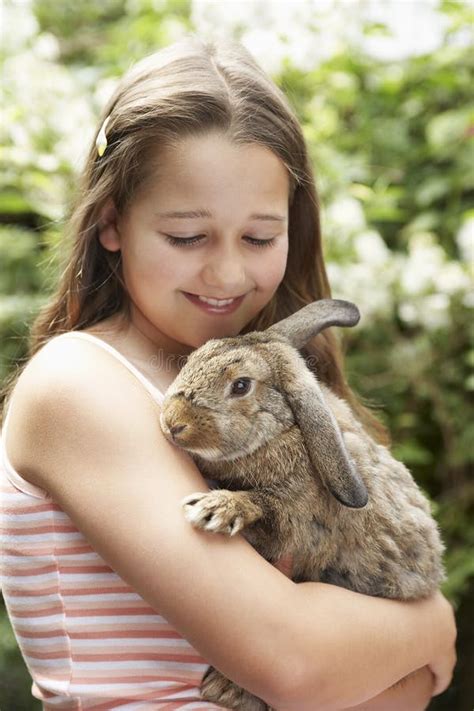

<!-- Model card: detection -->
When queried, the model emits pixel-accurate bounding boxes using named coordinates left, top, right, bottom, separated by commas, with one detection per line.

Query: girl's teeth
left=197, top=295, right=235, bottom=306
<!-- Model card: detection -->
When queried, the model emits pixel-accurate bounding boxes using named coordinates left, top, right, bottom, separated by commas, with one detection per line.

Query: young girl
left=0, top=34, right=456, bottom=710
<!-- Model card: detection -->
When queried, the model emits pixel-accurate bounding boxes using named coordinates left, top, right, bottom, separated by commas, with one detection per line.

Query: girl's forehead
left=136, top=133, right=290, bottom=210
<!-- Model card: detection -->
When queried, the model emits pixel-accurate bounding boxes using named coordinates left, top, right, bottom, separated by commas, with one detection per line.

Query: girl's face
left=99, top=132, right=290, bottom=355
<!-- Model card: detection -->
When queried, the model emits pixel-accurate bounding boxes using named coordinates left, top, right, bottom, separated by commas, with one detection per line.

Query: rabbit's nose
left=170, top=424, right=187, bottom=438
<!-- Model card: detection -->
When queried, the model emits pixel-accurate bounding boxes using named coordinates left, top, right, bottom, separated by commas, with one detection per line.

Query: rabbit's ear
left=280, top=350, right=368, bottom=509
left=266, top=299, right=360, bottom=349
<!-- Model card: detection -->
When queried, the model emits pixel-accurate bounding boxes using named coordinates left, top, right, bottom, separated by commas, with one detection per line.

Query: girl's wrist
left=419, top=591, right=457, bottom=695
left=423, top=591, right=455, bottom=649
left=340, top=666, right=434, bottom=711
left=284, top=583, right=444, bottom=709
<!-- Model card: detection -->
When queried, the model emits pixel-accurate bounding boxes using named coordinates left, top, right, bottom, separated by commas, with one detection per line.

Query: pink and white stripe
left=0, top=332, right=229, bottom=709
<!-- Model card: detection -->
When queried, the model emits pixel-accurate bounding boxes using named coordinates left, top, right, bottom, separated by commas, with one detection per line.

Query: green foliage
left=33, top=0, right=193, bottom=69
left=0, top=604, right=41, bottom=710
left=0, top=225, right=61, bottom=382
left=291, top=44, right=474, bottom=255
left=1, top=0, right=472, bottom=708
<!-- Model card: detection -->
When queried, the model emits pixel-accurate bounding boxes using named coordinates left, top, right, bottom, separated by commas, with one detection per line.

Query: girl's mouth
left=182, top=291, right=246, bottom=315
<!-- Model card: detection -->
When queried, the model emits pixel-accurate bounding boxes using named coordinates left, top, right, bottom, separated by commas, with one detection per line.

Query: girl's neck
left=84, top=312, right=190, bottom=376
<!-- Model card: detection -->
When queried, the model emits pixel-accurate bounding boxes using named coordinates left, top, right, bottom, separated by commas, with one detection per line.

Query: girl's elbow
left=265, top=656, right=334, bottom=711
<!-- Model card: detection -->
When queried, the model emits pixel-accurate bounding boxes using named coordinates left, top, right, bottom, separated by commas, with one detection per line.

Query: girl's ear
left=98, top=199, right=121, bottom=252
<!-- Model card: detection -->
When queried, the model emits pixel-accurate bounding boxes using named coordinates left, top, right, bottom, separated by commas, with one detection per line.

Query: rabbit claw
left=181, top=490, right=249, bottom=536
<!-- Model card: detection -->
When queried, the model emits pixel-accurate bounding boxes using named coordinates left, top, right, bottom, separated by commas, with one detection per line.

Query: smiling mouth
left=184, top=292, right=246, bottom=306
left=182, top=291, right=248, bottom=315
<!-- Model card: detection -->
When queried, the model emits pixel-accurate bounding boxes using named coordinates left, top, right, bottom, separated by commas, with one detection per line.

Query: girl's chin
left=186, top=319, right=250, bottom=347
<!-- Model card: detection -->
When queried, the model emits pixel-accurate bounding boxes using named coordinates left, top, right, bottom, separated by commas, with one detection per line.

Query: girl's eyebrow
left=155, top=209, right=287, bottom=222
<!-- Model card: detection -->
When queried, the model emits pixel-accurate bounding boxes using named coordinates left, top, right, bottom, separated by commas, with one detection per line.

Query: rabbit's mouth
left=159, top=412, right=187, bottom=444
left=160, top=410, right=222, bottom=454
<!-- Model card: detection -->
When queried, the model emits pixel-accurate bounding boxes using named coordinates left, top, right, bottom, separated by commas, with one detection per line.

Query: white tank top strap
left=1, top=331, right=166, bottom=498
left=1, top=332, right=222, bottom=497
left=57, top=331, right=165, bottom=404
left=55, top=334, right=221, bottom=491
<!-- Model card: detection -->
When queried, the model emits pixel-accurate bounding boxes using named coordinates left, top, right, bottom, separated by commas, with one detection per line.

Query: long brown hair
left=2, top=33, right=390, bottom=446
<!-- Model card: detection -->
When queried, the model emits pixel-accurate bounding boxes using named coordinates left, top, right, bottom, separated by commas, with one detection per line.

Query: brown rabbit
left=159, top=298, right=445, bottom=710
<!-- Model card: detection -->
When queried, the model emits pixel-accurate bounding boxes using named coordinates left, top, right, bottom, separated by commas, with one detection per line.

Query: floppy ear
left=276, top=347, right=368, bottom=509
left=266, top=298, right=360, bottom=349
left=265, top=298, right=366, bottom=509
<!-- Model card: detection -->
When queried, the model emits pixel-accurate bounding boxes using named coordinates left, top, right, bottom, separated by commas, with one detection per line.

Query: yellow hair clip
left=96, top=116, right=111, bottom=157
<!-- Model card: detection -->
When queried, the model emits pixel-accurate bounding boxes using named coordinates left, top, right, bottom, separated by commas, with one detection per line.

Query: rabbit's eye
left=230, top=378, right=252, bottom=396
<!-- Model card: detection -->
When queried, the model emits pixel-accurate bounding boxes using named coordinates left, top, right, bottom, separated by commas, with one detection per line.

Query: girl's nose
left=201, top=249, right=246, bottom=293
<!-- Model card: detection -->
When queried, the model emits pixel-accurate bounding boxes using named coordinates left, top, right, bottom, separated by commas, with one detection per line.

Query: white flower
left=398, top=301, right=418, bottom=325
left=462, top=291, right=474, bottom=309
left=354, top=0, right=448, bottom=61
left=328, top=261, right=394, bottom=321
left=399, top=231, right=472, bottom=303
left=325, top=196, right=366, bottom=236
left=33, top=32, right=60, bottom=61
left=436, top=262, right=471, bottom=295
left=1, top=1, right=38, bottom=53
left=94, top=77, right=119, bottom=113
left=400, top=232, right=446, bottom=295
left=4, top=50, right=96, bottom=174
left=8, top=123, right=30, bottom=148
left=36, top=154, right=60, bottom=172
left=354, top=230, right=390, bottom=266
left=456, top=217, right=474, bottom=266
left=419, top=293, right=450, bottom=331
left=241, top=29, right=286, bottom=76
left=398, top=293, right=450, bottom=330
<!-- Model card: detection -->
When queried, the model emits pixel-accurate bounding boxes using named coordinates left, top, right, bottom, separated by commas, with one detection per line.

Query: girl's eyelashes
left=164, top=234, right=206, bottom=247
left=163, top=234, right=276, bottom=249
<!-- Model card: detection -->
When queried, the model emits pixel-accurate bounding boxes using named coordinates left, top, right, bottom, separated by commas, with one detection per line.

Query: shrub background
left=1, top=1, right=472, bottom=709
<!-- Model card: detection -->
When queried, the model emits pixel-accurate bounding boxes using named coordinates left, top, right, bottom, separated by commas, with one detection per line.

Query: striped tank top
left=0, top=331, right=228, bottom=710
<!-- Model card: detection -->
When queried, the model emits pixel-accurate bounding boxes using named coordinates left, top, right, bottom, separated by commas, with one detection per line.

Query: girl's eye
left=245, top=236, right=276, bottom=249
left=164, top=234, right=276, bottom=248
left=164, top=234, right=205, bottom=247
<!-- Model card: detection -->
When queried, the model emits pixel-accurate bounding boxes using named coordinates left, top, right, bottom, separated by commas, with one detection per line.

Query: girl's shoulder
left=3, top=332, right=162, bottom=489
left=12, top=329, right=167, bottom=404
left=14, top=330, right=134, bottom=398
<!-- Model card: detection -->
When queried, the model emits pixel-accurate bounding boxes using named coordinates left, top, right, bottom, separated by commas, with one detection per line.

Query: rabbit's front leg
left=181, top=490, right=263, bottom=536
left=201, top=665, right=270, bottom=710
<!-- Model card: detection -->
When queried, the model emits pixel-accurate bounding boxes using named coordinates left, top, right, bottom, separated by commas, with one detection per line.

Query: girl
left=0, top=34, right=456, bottom=710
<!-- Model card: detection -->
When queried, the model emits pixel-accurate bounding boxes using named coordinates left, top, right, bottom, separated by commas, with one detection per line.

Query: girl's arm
left=283, top=584, right=455, bottom=710
left=7, top=337, right=456, bottom=711
left=340, top=666, right=434, bottom=711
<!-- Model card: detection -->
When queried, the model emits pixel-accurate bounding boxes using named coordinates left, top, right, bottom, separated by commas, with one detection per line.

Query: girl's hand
left=270, top=562, right=456, bottom=706
left=333, top=589, right=457, bottom=706
left=341, top=589, right=456, bottom=707
left=424, top=590, right=457, bottom=696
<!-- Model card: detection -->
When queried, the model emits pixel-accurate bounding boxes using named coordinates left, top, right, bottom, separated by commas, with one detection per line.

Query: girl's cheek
left=160, top=251, right=200, bottom=282
left=259, top=241, right=288, bottom=288
left=138, top=246, right=191, bottom=280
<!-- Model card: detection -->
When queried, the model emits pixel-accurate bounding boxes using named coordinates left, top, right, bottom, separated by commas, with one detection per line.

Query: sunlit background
left=1, top=1, right=473, bottom=709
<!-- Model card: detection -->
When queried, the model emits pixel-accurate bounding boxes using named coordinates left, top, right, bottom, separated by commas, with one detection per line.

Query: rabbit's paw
left=201, top=666, right=269, bottom=710
left=182, top=490, right=261, bottom=536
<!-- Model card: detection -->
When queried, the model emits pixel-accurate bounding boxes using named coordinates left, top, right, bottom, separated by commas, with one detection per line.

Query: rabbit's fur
left=159, top=299, right=445, bottom=710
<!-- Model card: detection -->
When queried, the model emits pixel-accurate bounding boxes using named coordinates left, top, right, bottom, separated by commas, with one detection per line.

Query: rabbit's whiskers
left=185, top=446, right=223, bottom=460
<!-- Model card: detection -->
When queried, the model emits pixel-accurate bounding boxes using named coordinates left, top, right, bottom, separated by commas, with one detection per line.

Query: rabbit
left=159, top=298, right=446, bottom=710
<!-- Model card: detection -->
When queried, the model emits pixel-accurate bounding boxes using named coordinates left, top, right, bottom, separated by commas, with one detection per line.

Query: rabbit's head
left=160, top=298, right=368, bottom=509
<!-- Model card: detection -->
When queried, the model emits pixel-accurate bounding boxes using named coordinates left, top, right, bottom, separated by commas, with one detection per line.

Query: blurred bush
left=1, top=0, right=472, bottom=709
